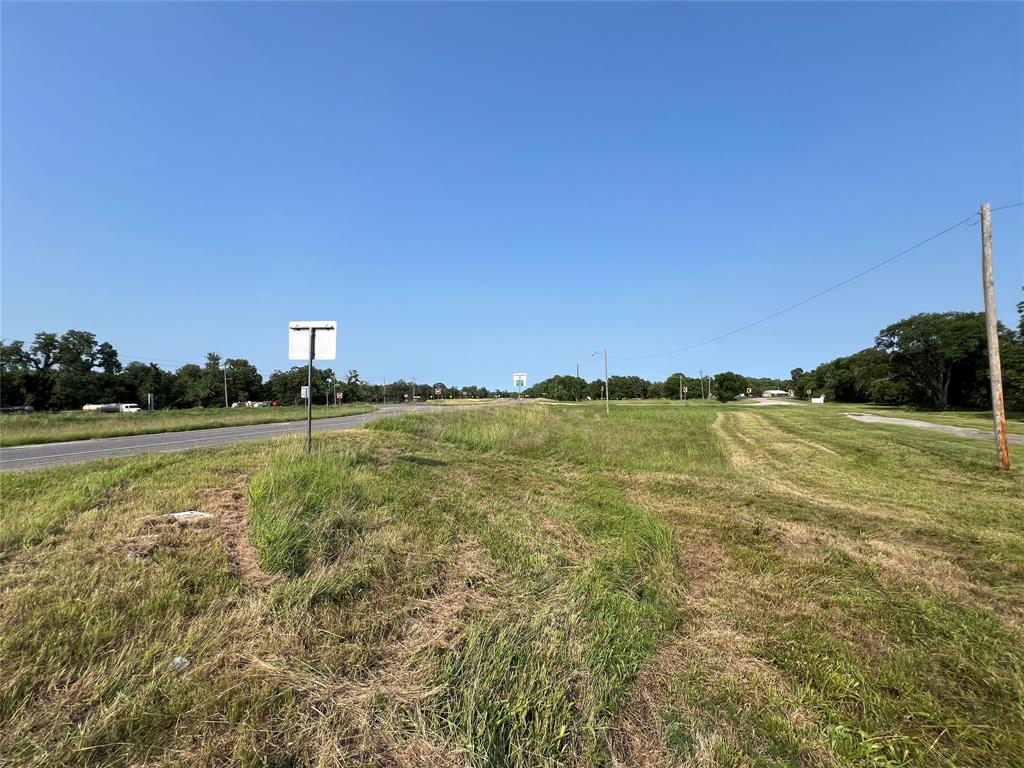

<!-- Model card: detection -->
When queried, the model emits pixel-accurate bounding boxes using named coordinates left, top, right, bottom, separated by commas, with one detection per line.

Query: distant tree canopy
left=0, top=330, right=513, bottom=410
left=524, top=309, right=1024, bottom=411
left=3, top=309, right=1022, bottom=411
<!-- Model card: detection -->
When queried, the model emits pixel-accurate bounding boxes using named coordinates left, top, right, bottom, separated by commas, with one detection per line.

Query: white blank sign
left=289, top=320, right=337, bottom=360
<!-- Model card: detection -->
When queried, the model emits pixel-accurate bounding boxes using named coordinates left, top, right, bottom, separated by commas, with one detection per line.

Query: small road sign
left=289, top=321, right=337, bottom=361
left=289, top=320, right=337, bottom=454
left=513, top=372, right=527, bottom=388
left=300, top=385, right=310, bottom=399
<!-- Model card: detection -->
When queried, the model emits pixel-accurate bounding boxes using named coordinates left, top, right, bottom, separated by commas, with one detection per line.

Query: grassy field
left=0, top=404, right=375, bottom=447
left=1, top=402, right=1021, bottom=767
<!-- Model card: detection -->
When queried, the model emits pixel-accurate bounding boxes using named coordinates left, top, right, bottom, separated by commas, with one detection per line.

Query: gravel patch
left=845, top=413, right=1024, bottom=445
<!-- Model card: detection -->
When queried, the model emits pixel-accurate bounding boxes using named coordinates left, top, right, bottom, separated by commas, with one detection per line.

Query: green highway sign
left=513, top=372, right=527, bottom=388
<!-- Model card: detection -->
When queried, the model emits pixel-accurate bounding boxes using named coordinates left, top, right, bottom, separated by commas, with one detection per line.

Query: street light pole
left=223, top=363, right=229, bottom=408
left=591, top=350, right=609, bottom=415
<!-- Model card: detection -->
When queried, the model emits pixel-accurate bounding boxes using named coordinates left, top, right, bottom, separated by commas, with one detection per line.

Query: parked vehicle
left=82, top=403, right=142, bottom=413
left=0, top=405, right=34, bottom=413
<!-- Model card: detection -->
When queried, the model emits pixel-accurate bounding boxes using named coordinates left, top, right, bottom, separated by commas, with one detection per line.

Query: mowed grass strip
left=0, top=403, right=374, bottom=447
left=0, top=402, right=1021, bottom=766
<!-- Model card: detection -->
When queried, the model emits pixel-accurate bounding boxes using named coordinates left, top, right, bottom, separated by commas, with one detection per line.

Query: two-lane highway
left=1, top=404, right=449, bottom=472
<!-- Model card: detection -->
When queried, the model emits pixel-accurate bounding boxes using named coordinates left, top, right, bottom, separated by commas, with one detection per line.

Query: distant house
left=761, top=389, right=790, bottom=398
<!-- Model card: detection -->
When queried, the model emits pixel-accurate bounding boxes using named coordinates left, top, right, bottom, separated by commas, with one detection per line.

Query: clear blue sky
left=3, top=2, right=1022, bottom=388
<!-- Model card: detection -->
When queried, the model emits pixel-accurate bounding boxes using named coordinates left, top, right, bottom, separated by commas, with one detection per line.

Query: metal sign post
left=289, top=321, right=337, bottom=454
left=513, top=372, right=527, bottom=399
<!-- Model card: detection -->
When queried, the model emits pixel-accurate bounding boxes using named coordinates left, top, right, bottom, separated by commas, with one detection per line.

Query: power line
left=611, top=203, right=1023, bottom=362
left=991, top=202, right=1023, bottom=213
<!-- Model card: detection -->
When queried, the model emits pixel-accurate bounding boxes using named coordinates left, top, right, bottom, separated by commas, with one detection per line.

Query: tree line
left=3, top=307, right=1022, bottom=411
left=522, top=308, right=1024, bottom=410
left=0, top=332, right=512, bottom=410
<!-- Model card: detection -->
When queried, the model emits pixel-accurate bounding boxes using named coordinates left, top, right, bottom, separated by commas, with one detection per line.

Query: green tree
left=663, top=373, right=701, bottom=400
left=0, top=340, right=32, bottom=407
left=998, top=297, right=1024, bottom=411
left=524, top=375, right=586, bottom=401
left=340, top=370, right=364, bottom=402
left=224, top=358, right=264, bottom=403
left=48, top=330, right=122, bottom=409
left=266, top=366, right=336, bottom=405
left=607, top=375, right=651, bottom=399
left=714, top=371, right=748, bottom=402
left=118, top=362, right=176, bottom=408
left=875, top=312, right=992, bottom=408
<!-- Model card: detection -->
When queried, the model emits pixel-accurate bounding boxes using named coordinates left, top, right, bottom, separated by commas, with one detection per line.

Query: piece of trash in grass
left=164, top=510, right=213, bottom=522
left=171, top=656, right=191, bottom=672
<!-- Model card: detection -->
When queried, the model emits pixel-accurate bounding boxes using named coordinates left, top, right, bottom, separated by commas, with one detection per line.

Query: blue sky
left=3, top=2, right=1022, bottom=388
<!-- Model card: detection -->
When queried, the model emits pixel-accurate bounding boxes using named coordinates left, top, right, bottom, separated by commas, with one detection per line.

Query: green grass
left=0, top=404, right=374, bottom=447
left=1, top=401, right=1021, bottom=766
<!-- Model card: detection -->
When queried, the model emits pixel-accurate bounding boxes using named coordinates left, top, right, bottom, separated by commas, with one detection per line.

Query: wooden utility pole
left=679, top=373, right=683, bottom=400
left=980, top=203, right=1011, bottom=471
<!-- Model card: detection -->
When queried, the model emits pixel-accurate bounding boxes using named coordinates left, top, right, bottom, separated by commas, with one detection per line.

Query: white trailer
left=82, top=404, right=120, bottom=413
left=82, top=403, right=143, bottom=413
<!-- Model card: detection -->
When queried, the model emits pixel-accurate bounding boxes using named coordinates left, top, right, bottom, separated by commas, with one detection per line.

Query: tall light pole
left=222, top=361, right=230, bottom=408
left=591, top=350, right=609, bottom=415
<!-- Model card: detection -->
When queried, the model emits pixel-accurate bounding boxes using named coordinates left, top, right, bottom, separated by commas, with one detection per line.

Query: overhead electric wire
left=611, top=203, right=1023, bottom=362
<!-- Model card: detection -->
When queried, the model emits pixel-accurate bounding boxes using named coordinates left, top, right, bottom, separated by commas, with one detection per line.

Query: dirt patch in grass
left=323, top=539, right=501, bottom=766
left=193, top=477, right=277, bottom=590
left=607, top=638, right=687, bottom=767
left=108, top=476, right=277, bottom=590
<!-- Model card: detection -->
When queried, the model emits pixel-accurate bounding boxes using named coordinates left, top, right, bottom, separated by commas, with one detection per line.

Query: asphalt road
left=0, top=404, right=450, bottom=472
